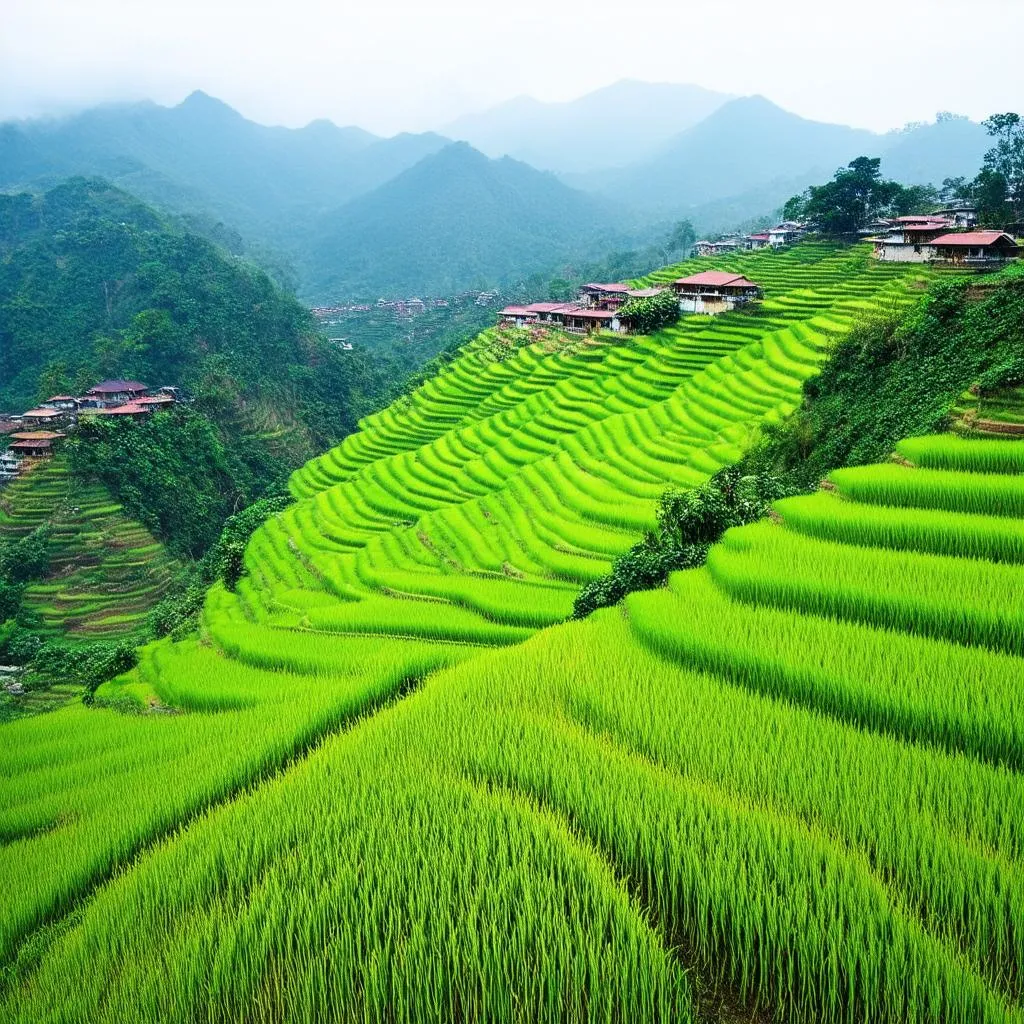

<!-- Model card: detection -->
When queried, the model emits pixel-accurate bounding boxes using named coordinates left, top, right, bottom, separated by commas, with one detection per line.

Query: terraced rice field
left=7, top=243, right=1021, bottom=1023
left=0, top=458, right=177, bottom=637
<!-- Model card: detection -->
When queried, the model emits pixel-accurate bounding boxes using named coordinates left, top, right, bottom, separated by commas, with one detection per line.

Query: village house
left=931, top=203, right=978, bottom=229
left=929, top=231, right=1020, bottom=267
left=0, top=449, right=21, bottom=481
left=559, top=308, right=623, bottom=334
left=745, top=233, right=772, bottom=250
left=20, top=407, right=66, bottom=426
left=693, top=239, right=742, bottom=257
left=134, top=395, right=175, bottom=410
left=41, top=396, right=79, bottom=412
left=81, top=379, right=149, bottom=409
left=768, top=222, right=805, bottom=248
left=8, top=434, right=62, bottom=457
left=674, top=271, right=763, bottom=315
left=869, top=215, right=953, bottom=262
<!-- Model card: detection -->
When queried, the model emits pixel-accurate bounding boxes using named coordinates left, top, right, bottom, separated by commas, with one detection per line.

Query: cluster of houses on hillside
left=0, top=379, right=181, bottom=483
left=866, top=205, right=1020, bottom=265
left=498, top=272, right=763, bottom=335
left=694, top=222, right=808, bottom=256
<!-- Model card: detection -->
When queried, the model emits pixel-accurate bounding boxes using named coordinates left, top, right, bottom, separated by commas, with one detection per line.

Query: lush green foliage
left=749, top=271, right=1024, bottom=486
left=572, top=466, right=790, bottom=617
left=615, top=287, right=679, bottom=335
left=783, top=156, right=933, bottom=232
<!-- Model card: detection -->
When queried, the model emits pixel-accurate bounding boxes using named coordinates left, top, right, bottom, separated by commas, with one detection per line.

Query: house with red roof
left=82, top=379, right=149, bottom=408
left=95, top=402, right=153, bottom=419
left=673, top=271, right=763, bottom=315
left=929, top=231, right=1019, bottom=266
left=869, top=216, right=955, bottom=262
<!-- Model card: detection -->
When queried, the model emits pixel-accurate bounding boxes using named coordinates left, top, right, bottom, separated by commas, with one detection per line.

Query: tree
left=617, top=290, right=680, bottom=335
left=666, top=220, right=696, bottom=256
left=980, top=112, right=1023, bottom=221
left=784, top=157, right=909, bottom=234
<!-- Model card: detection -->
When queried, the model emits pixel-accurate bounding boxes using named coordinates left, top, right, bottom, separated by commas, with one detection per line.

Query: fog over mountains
left=0, top=83, right=992, bottom=300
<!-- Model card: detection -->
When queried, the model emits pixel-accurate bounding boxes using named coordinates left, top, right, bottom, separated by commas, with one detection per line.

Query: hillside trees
left=783, top=157, right=932, bottom=233
left=617, top=289, right=679, bottom=334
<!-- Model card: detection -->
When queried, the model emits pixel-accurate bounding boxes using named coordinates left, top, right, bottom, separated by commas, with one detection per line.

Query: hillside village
left=498, top=205, right=1020, bottom=336
left=0, top=379, right=181, bottom=483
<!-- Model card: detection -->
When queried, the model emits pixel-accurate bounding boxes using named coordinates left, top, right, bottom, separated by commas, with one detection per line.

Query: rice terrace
left=1, top=222, right=1022, bottom=1024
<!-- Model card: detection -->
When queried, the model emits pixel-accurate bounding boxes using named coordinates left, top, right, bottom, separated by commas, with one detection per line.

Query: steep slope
left=0, top=458, right=178, bottom=637
left=0, top=178, right=386, bottom=452
left=442, top=79, right=732, bottom=173
left=303, top=142, right=620, bottom=298
left=5, top=244, right=997, bottom=1024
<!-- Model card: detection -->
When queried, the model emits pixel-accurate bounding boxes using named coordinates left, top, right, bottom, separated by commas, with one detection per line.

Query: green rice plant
left=897, top=435, right=1024, bottom=475
left=829, top=464, right=1024, bottom=518
left=776, top=491, right=1024, bottom=563
left=708, top=520, right=1024, bottom=656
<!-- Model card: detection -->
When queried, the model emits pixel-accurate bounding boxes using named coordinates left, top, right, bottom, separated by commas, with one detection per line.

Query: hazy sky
left=2, top=0, right=1021, bottom=134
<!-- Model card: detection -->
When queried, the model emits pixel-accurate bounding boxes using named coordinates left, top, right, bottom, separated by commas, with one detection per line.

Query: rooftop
left=21, top=408, right=63, bottom=418
left=929, top=231, right=1017, bottom=246
left=96, top=403, right=151, bottom=416
left=10, top=431, right=66, bottom=441
left=675, top=271, right=761, bottom=289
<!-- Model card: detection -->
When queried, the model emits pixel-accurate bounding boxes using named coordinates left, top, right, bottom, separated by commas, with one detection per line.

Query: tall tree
left=979, top=112, right=1023, bottom=222
left=784, top=157, right=909, bottom=234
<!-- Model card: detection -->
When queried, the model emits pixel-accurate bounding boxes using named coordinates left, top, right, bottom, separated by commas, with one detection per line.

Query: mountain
left=302, top=142, right=620, bottom=299
left=443, top=80, right=732, bottom=173
left=570, top=97, right=991, bottom=220
left=0, top=92, right=449, bottom=249
left=879, top=114, right=989, bottom=186
left=570, top=95, right=878, bottom=214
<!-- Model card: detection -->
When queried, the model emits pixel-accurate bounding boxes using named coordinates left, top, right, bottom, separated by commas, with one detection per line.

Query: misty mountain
left=0, top=92, right=449, bottom=245
left=443, top=80, right=732, bottom=174
left=302, top=142, right=620, bottom=299
left=569, top=97, right=991, bottom=220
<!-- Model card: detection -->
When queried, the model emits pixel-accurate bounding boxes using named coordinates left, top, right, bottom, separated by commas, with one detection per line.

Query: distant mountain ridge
left=0, top=87, right=994, bottom=301
left=0, top=91, right=450, bottom=245
left=568, top=96, right=991, bottom=219
left=442, top=80, right=733, bottom=173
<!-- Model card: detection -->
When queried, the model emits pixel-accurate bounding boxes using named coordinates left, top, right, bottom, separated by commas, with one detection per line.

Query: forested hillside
left=302, top=143, right=622, bottom=298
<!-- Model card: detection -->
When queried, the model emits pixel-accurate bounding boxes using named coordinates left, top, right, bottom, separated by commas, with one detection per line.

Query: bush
left=617, top=289, right=680, bottom=335
left=573, top=467, right=791, bottom=618
left=30, top=639, right=138, bottom=699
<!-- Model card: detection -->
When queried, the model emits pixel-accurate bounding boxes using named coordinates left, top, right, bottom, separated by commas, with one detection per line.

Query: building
left=0, top=450, right=21, bottom=481
left=9, top=438, right=56, bottom=458
left=579, top=283, right=631, bottom=309
left=870, top=216, right=954, bottom=262
left=497, top=305, right=541, bottom=328
left=929, top=231, right=1019, bottom=267
left=95, top=402, right=153, bottom=419
left=20, top=407, right=66, bottom=426
left=674, top=271, right=763, bottom=315
left=559, top=308, right=623, bottom=334
left=745, top=233, right=772, bottom=250
left=83, top=379, right=149, bottom=408
left=42, top=396, right=79, bottom=412
left=768, top=222, right=806, bottom=248
left=693, top=239, right=742, bottom=257
left=931, top=204, right=979, bottom=229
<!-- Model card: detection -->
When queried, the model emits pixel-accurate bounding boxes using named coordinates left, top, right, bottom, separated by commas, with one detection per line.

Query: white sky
left=1, top=0, right=1021, bottom=134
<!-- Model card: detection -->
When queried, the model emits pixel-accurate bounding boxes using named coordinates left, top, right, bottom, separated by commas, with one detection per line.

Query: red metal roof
left=97, top=403, right=151, bottom=416
left=747, top=233, right=771, bottom=241
left=10, top=431, right=65, bottom=441
left=21, top=408, right=62, bottom=418
left=9, top=439, right=51, bottom=450
left=582, top=283, right=630, bottom=293
left=525, top=302, right=573, bottom=313
left=560, top=307, right=616, bottom=319
left=87, top=379, right=149, bottom=394
left=499, top=306, right=537, bottom=316
left=929, top=231, right=1016, bottom=247
left=675, top=271, right=760, bottom=288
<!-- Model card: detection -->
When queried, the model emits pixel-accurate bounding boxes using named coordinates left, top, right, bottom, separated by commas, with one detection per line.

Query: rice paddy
left=6, top=242, right=1021, bottom=1023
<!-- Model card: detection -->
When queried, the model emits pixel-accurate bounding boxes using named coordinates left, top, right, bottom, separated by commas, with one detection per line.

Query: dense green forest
left=0, top=178, right=406, bottom=573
